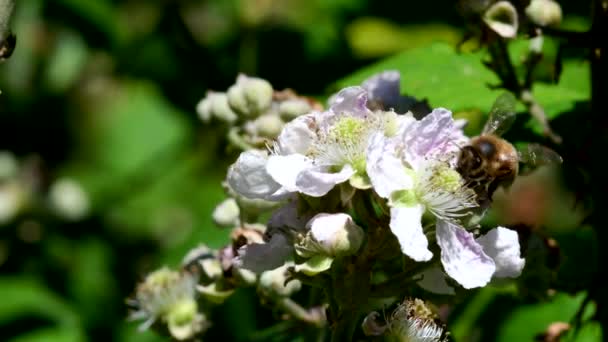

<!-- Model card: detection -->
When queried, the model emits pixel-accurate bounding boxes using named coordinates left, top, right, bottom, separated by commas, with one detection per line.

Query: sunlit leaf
left=496, top=292, right=588, bottom=342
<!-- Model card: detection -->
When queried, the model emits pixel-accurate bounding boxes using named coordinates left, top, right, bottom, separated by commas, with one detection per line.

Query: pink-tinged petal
left=267, top=154, right=314, bottom=192
left=329, top=86, right=371, bottom=118
left=275, top=114, right=318, bottom=155
left=227, top=150, right=282, bottom=199
left=295, top=164, right=355, bottom=197
left=235, top=234, right=293, bottom=273
left=366, top=133, right=413, bottom=198
left=436, top=220, right=496, bottom=289
left=416, top=267, right=455, bottom=295
left=390, top=206, right=433, bottom=261
left=362, top=71, right=417, bottom=113
left=402, top=108, right=464, bottom=166
left=476, top=227, right=525, bottom=278
left=363, top=71, right=400, bottom=106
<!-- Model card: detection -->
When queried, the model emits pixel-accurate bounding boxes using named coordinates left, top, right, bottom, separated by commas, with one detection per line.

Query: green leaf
left=335, top=42, right=589, bottom=136
left=9, top=327, right=83, bottom=342
left=496, top=292, right=588, bottom=342
left=53, top=0, right=124, bottom=46
left=334, top=43, right=502, bottom=112
left=345, top=18, right=461, bottom=58
left=0, top=277, right=85, bottom=342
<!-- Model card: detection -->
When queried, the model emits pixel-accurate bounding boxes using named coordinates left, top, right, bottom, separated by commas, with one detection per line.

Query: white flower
left=129, top=267, right=208, bottom=340
left=419, top=222, right=525, bottom=290
left=366, top=108, right=475, bottom=261
left=226, top=150, right=288, bottom=201
left=227, top=86, right=412, bottom=200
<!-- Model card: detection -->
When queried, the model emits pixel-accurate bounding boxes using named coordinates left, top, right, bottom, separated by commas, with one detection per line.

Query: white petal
left=275, top=114, right=317, bottom=155
left=366, top=133, right=413, bottom=198
left=476, top=227, right=525, bottom=278
left=389, top=205, right=433, bottom=261
left=295, top=164, right=355, bottom=197
left=227, top=150, right=282, bottom=199
left=436, top=220, right=496, bottom=289
left=308, top=213, right=352, bottom=241
left=235, top=234, right=293, bottom=273
left=416, top=267, right=455, bottom=295
left=402, top=108, right=463, bottom=167
left=329, top=86, right=370, bottom=118
left=267, top=154, right=314, bottom=192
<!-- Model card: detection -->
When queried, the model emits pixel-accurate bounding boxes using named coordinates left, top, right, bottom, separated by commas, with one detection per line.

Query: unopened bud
left=212, top=198, right=240, bottom=228
left=295, top=213, right=364, bottom=258
left=258, top=262, right=301, bottom=297
left=251, top=114, right=284, bottom=139
left=526, top=0, right=562, bottom=28
left=48, top=178, right=89, bottom=221
left=483, top=1, right=519, bottom=38
left=196, top=92, right=238, bottom=123
left=166, top=299, right=208, bottom=341
left=227, top=74, right=273, bottom=117
left=278, top=99, right=312, bottom=120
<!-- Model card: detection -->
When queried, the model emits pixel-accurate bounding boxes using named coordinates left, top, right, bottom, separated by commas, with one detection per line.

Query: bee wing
left=517, top=144, right=563, bottom=167
left=482, top=93, right=517, bottom=136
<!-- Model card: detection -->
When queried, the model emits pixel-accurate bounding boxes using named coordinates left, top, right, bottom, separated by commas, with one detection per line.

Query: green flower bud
left=278, top=99, right=312, bottom=120
left=483, top=1, right=519, bottom=38
left=166, top=299, right=208, bottom=341
left=227, top=74, right=273, bottom=118
left=258, top=262, right=301, bottom=297
left=526, top=0, right=562, bottom=28
left=251, top=114, right=285, bottom=139
left=196, top=91, right=238, bottom=123
left=295, top=213, right=364, bottom=259
left=212, top=198, right=240, bottom=228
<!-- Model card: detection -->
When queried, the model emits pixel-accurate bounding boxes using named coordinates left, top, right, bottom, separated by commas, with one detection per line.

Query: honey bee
left=457, top=94, right=562, bottom=206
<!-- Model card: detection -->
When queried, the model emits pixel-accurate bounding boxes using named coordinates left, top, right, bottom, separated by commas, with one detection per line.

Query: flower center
left=427, top=166, right=462, bottom=194
left=314, top=116, right=372, bottom=174
left=328, top=116, right=367, bottom=147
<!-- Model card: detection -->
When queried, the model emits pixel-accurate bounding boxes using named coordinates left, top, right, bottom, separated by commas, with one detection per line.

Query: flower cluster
left=197, top=74, right=321, bottom=150
left=227, top=72, right=525, bottom=290
left=129, top=71, right=527, bottom=340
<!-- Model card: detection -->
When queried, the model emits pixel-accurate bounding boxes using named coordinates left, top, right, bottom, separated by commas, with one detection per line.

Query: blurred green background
left=0, top=0, right=599, bottom=341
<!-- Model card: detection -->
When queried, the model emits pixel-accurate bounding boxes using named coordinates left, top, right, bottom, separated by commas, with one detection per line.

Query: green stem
left=276, top=298, right=326, bottom=327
